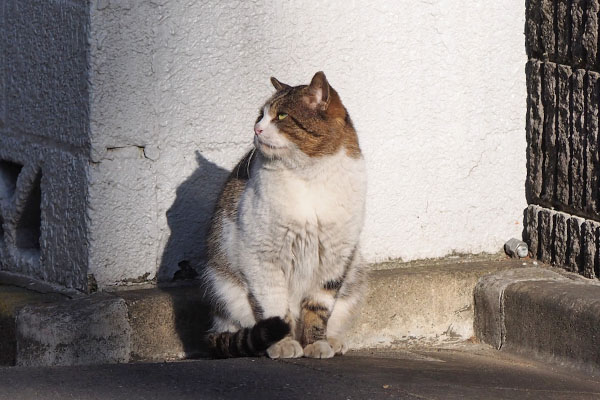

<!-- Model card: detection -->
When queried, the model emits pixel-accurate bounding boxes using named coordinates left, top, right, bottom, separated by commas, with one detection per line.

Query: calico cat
left=204, top=72, right=367, bottom=359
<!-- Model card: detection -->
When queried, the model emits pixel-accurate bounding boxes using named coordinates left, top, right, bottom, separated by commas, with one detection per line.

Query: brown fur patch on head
left=265, top=72, right=361, bottom=158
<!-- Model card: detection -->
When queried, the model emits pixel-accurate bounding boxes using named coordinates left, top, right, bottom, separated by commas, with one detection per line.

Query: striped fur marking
left=300, top=300, right=330, bottom=346
left=207, top=317, right=289, bottom=358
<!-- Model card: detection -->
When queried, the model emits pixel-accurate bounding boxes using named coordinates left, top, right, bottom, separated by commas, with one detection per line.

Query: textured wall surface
left=0, top=1, right=90, bottom=290
left=525, top=0, right=600, bottom=279
left=88, top=0, right=527, bottom=287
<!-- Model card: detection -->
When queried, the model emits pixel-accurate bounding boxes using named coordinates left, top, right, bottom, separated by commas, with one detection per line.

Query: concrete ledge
left=11, top=286, right=212, bottom=366
left=118, top=286, right=211, bottom=361
left=16, top=293, right=131, bottom=367
left=474, top=267, right=600, bottom=373
left=0, top=285, right=66, bottom=365
left=3, top=259, right=534, bottom=366
left=348, top=259, right=528, bottom=348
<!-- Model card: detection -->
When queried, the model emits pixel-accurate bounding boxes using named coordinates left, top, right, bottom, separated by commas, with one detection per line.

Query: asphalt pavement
left=0, top=345, right=599, bottom=399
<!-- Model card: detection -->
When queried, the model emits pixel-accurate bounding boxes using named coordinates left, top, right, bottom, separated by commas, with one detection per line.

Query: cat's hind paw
left=303, top=340, right=334, bottom=359
left=266, top=338, right=303, bottom=359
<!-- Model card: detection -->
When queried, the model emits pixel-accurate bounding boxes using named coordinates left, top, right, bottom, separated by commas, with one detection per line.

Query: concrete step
left=474, top=267, right=600, bottom=374
left=0, top=257, right=567, bottom=367
left=0, top=284, right=67, bottom=365
left=347, top=258, right=530, bottom=348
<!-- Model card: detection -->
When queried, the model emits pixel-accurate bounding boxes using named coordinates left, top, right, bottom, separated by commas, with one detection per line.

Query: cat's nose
left=254, top=124, right=263, bottom=135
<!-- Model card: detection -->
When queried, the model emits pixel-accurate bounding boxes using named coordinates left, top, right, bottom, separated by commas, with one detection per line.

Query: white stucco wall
left=89, top=1, right=527, bottom=287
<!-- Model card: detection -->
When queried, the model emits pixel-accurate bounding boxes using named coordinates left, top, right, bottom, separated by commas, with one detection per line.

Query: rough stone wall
left=0, top=1, right=90, bottom=291
left=88, top=1, right=527, bottom=288
left=525, top=0, right=600, bottom=278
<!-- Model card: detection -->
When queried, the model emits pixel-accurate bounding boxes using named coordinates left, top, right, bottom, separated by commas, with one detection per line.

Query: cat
left=204, top=72, right=367, bottom=359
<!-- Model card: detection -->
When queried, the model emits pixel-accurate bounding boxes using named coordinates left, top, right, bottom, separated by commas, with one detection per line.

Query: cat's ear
left=270, top=77, right=290, bottom=91
left=307, top=71, right=331, bottom=111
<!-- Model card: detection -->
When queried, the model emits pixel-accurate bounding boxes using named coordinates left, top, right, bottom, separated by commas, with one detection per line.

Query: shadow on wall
left=159, top=150, right=229, bottom=282
left=157, top=150, right=230, bottom=358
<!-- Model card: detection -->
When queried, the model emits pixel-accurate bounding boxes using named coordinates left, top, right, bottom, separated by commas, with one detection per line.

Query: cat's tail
left=207, top=316, right=290, bottom=358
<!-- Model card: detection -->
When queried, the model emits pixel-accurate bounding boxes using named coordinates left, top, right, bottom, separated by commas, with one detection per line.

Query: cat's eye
left=277, top=113, right=288, bottom=120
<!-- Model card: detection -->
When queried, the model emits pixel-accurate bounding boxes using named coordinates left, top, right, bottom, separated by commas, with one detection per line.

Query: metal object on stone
left=504, top=238, right=528, bottom=258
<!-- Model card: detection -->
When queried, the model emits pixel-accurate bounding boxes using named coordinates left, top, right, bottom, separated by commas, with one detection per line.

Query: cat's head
left=253, top=72, right=360, bottom=162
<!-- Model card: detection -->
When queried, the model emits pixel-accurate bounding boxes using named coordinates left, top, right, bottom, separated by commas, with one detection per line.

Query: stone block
left=526, top=0, right=543, bottom=58
left=572, top=0, right=599, bottom=69
left=582, top=220, right=599, bottom=278
left=541, top=62, right=557, bottom=203
left=556, top=65, right=572, bottom=205
left=526, top=205, right=600, bottom=276
left=553, top=212, right=568, bottom=266
left=15, top=294, right=131, bottom=366
left=540, top=0, right=556, bottom=59
left=525, top=205, right=540, bottom=258
left=526, top=61, right=544, bottom=202
left=571, top=70, right=586, bottom=211
left=567, top=216, right=585, bottom=273
left=585, top=72, right=600, bottom=214
left=538, top=208, right=554, bottom=264
left=557, top=0, right=572, bottom=64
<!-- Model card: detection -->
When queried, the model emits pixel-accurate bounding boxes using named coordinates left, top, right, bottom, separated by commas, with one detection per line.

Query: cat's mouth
left=255, top=137, right=286, bottom=151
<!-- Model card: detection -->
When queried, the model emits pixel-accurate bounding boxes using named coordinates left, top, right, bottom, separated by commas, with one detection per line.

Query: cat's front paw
left=303, top=340, right=334, bottom=359
left=266, top=338, right=303, bottom=359
left=327, top=337, right=348, bottom=355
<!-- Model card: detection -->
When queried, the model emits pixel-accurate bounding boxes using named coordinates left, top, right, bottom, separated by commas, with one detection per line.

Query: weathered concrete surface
left=0, top=346, right=599, bottom=400
left=118, top=286, right=211, bottom=361
left=12, top=257, right=600, bottom=375
left=474, top=268, right=569, bottom=349
left=4, top=258, right=530, bottom=366
left=15, top=294, right=131, bottom=367
left=0, top=285, right=65, bottom=365
left=475, top=267, right=600, bottom=374
left=504, top=280, right=600, bottom=372
left=347, top=259, right=530, bottom=348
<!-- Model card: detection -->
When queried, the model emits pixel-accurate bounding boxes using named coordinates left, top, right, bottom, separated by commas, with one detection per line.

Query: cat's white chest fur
left=272, top=169, right=348, bottom=225
left=237, top=150, right=366, bottom=288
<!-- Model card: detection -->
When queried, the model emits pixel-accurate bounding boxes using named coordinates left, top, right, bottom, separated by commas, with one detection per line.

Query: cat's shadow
left=158, top=150, right=230, bottom=358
